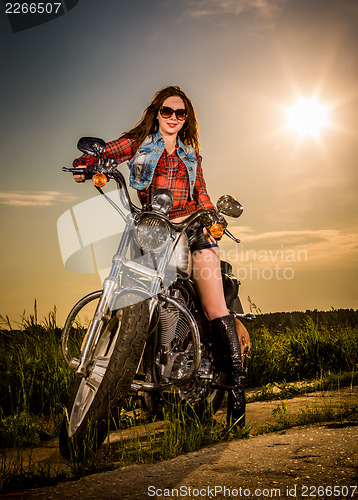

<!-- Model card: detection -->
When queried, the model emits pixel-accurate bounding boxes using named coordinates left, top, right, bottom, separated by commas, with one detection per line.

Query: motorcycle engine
left=155, top=288, right=214, bottom=402
left=157, top=290, right=190, bottom=345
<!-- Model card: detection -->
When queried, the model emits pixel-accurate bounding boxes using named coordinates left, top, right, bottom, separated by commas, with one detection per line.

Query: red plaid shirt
left=73, top=136, right=216, bottom=219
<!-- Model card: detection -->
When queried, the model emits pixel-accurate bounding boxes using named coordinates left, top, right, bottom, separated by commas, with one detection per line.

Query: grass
left=247, top=370, right=358, bottom=403
left=0, top=305, right=357, bottom=492
left=0, top=303, right=82, bottom=449
left=246, top=315, right=358, bottom=386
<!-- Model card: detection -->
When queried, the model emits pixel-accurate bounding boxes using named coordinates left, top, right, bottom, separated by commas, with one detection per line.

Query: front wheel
left=59, top=298, right=149, bottom=460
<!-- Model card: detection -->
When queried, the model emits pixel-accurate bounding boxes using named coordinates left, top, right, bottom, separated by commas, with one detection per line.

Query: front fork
left=61, top=277, right=121, bottom=376
left=62, top=216, right=172, bottom=378
left=75, top=278, right=118, bottom=377
left=66, top=217, right=134, bottom=377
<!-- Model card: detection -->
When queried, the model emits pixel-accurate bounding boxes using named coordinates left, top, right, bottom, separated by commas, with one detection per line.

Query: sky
left=0, top=0, right=357, bottom=326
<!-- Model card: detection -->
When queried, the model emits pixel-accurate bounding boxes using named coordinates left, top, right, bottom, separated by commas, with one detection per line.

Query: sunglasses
left=159, top=106, right=187, bottom=121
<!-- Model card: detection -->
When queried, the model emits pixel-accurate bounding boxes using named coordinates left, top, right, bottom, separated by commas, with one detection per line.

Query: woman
left=73, top=85, right=248, bottom=426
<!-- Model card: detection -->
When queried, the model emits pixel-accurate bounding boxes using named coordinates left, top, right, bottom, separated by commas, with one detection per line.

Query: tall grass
left=246, top=315, right=358, bottom=386
left=0, top=303, right=75, bottom=447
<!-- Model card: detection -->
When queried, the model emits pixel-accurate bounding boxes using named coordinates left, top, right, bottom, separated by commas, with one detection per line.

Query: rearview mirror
left=216, top=195, right=243, bottom=218
left=77, top=137, right=106, bottom=157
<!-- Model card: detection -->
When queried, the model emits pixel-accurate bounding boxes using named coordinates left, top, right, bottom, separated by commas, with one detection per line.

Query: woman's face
left=157, top=96, right=186, bottom=138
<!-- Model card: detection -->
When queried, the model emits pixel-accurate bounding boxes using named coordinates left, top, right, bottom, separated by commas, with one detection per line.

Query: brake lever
left=224, top=228, right=241, bottom=243
left=62, top=167, right=85, bottom=173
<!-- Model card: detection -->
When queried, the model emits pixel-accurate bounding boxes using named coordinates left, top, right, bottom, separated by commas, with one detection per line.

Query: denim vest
left=127, top=131, right=198, bottom=198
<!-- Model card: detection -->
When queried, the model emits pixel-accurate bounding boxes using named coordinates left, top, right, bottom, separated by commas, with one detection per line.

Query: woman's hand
left=202, top=227, right=217, bottom=245
left=235, top=318, right=251, bottom=356
left=73, top=172, right=86, bottom=183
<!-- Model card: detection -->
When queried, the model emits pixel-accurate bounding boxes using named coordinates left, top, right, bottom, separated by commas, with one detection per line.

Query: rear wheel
left=59, top=298, right=149, bottom=460
left=176, top=354, right=228, bottom=417
left=142, top=339, right=228, bottom=421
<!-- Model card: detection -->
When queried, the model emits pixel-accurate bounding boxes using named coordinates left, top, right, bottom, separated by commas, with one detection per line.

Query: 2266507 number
left=5, top=3, right=62, bottom=14
left=301, top=485, right=357, bottom=497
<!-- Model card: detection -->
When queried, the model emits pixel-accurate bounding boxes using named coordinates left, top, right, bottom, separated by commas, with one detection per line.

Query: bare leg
left=192, top=246, right=247, bottom=427
left=191, top=246, right=228, bottom=321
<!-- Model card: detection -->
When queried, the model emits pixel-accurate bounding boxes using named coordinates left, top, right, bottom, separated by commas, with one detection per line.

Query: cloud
left=220, top=226, right=358, bottom=266
left=234, top=227, right=341, bottom=244
left=0, top=191, right=78, bottom=207
left=185, top=0, right=281, bottom=18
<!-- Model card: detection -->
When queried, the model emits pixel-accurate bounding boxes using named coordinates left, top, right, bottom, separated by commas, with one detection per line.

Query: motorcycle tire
left=179, top=368, right=228, bottom=421
left=59, top=298, right=149, bottom=461
left=200, top=370, right=228, bottom=415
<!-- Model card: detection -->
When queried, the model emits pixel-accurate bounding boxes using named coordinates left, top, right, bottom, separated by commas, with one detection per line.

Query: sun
left=286, top=97, right=331, bottom=138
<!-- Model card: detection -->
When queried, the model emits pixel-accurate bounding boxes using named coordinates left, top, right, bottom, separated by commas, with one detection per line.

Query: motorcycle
left=59, top=137, right=253, bottom=459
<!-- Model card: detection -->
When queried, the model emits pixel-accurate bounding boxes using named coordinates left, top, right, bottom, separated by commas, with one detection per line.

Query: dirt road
left=2, top=388, right=357, bottom=499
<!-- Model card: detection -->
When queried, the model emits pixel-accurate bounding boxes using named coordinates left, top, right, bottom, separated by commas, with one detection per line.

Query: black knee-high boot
left=211, top=314, right=246, bottom=427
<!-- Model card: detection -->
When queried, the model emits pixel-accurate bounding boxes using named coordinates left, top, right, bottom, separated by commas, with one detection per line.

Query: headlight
left=136, top=216, right=172, bottom=253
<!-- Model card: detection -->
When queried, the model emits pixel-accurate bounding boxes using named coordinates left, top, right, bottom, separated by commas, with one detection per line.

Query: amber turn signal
left=209, top=223, right=224, bottom=239
left=92, top=173, right=107, bottom=187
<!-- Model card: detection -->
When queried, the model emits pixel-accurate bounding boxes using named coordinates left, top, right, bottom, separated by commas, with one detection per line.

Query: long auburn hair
left=122, top=86, right=200, bottom=153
